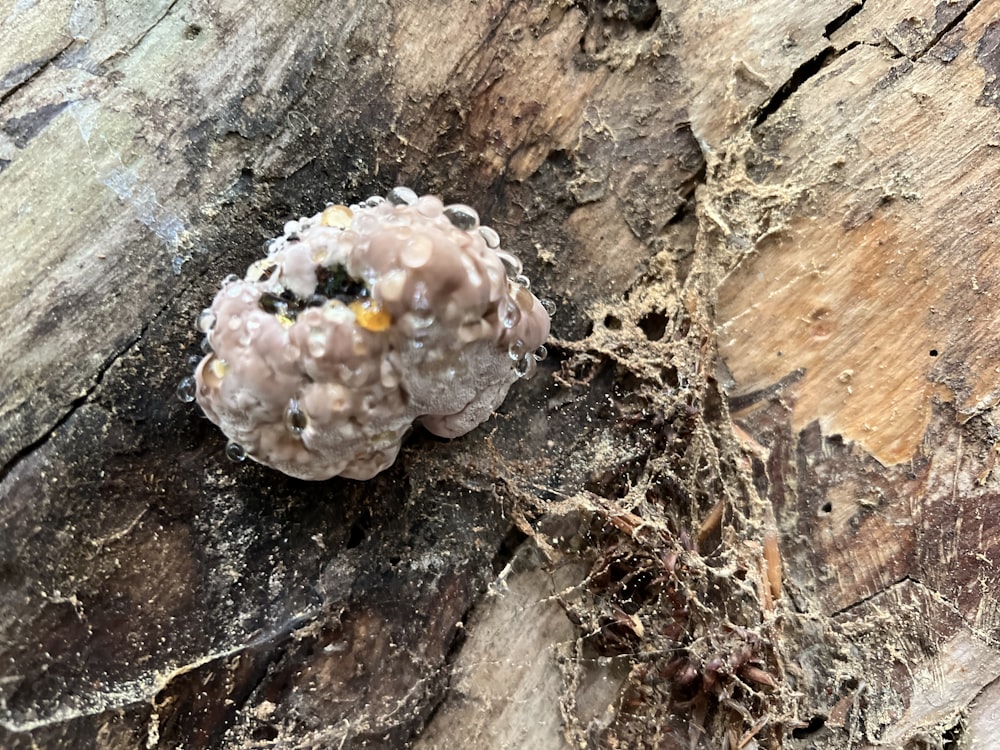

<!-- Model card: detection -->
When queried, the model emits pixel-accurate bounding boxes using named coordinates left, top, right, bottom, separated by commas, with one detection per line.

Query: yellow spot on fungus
left=350, top=299, right=392, bottom=332
left=210, top=358, right=229, bottom=379
left=321, top=204, right=353, bottom=229
left=201, top=355, right=229, bottom=389
left=276, top=312, right=295, bottom=328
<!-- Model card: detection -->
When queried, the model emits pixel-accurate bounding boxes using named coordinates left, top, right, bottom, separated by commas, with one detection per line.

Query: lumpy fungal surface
left=192, top=188, right=552, bottom=480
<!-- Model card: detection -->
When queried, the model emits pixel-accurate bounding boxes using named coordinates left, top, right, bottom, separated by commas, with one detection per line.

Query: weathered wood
left=713, top=1, right=1000, bottom=745
left=3, top=0, right=999, bottom=748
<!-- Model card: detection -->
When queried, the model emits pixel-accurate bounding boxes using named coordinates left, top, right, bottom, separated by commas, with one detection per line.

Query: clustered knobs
left=179, top=188, right=553, bottom=481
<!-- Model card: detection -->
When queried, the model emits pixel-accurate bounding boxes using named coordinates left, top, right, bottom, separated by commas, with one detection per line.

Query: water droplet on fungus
left=176, top=376, right=196, bottom=402
left=443, top=204, right=480, bottom=231
left=496, top=250, right=523, bottom=279
left=320, top=204, right=353, bottom=229
left=478, top=225, right=501, bottom=248
left=499, top=297, right=521, bottom=329
left=285, top=400, right=309, bottom=436
left=225, top=441, right=247, bottom=462
left=387, top=186, right=418, bottom=206
left=196, top=309, right=216, bottom=333
left=508, top=338, right=527, bottom=361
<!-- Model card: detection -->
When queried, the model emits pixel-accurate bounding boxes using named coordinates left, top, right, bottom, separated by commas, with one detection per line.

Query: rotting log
left=2, top=1, right=998, bottom=748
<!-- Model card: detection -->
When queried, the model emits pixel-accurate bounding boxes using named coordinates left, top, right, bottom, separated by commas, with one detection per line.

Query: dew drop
left=514, top=356, right=531, bottom=378
left=499, top=298, right=521, bottom=329
left=176, top=376, right=196, bottom=403
left=533, top=345, right=548, bottom=361
left=508, top=338, right=527, bottom=361
left=221, top=273, right=240, bottom=287
left=387, top=186, right=419, bottom=206
left=443, top=204, right=480, bottom=231
left=187, top=354, right=202, bottom=370
left=478, top=225, right=501, bottom=248
left=196, top=308, right=216, bottom=333
left=320, top=204, right=353, bottom=229
left=225, top=441, right=247, bottom=462
left=285, top=400, right=309, bottom=436
left=540, top=298, right=557, bottom=316
left=201, top=336, right=213, bottom=354
left=496, top=250, right=523, bottom=279
left=514, top=274, right=531, bottom=290
left=365, top=195, right=386, bottom=207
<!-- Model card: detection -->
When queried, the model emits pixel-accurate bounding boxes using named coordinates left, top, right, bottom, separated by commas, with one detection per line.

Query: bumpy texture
left=191, top=188, right=552, bottom=480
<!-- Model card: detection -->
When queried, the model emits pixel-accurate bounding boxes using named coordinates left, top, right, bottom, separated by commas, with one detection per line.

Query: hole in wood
left=792, top=715, right=827, bottom=738
left=638, top=310, right=668, bottom=341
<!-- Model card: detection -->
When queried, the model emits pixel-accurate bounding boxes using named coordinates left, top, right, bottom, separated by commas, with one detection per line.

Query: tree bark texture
left=1, top=0, right=997, bottom=748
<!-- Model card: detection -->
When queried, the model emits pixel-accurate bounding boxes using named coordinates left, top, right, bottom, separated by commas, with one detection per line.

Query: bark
left=0, top=0, right=995, bottom=748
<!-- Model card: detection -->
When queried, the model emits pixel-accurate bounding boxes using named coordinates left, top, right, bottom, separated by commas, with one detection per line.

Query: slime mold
left=184, top=188, right=553, bottom=480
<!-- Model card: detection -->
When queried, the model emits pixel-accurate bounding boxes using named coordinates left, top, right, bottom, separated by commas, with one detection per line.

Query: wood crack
left=752, top=1, right=871, bottom=128
left=0, top=40, right=74, bottom=108
left=913, top=0, right=983, bottom=61
left=0, top=608, right=320, bottom=734
left=102, top=0, right=185, bottom=66
left=0, top=267, right=192, bottom=484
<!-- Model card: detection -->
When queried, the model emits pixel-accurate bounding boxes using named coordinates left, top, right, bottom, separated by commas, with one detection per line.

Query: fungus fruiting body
left=188, top=188, right=552, bottom=481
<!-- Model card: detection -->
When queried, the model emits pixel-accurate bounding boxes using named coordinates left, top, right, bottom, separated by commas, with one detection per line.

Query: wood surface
left=1, top=0, right=998, bottom=748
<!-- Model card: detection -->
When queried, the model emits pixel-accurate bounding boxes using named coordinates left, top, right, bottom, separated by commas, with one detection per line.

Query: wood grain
left=2, top=0, right=998, bottom=747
